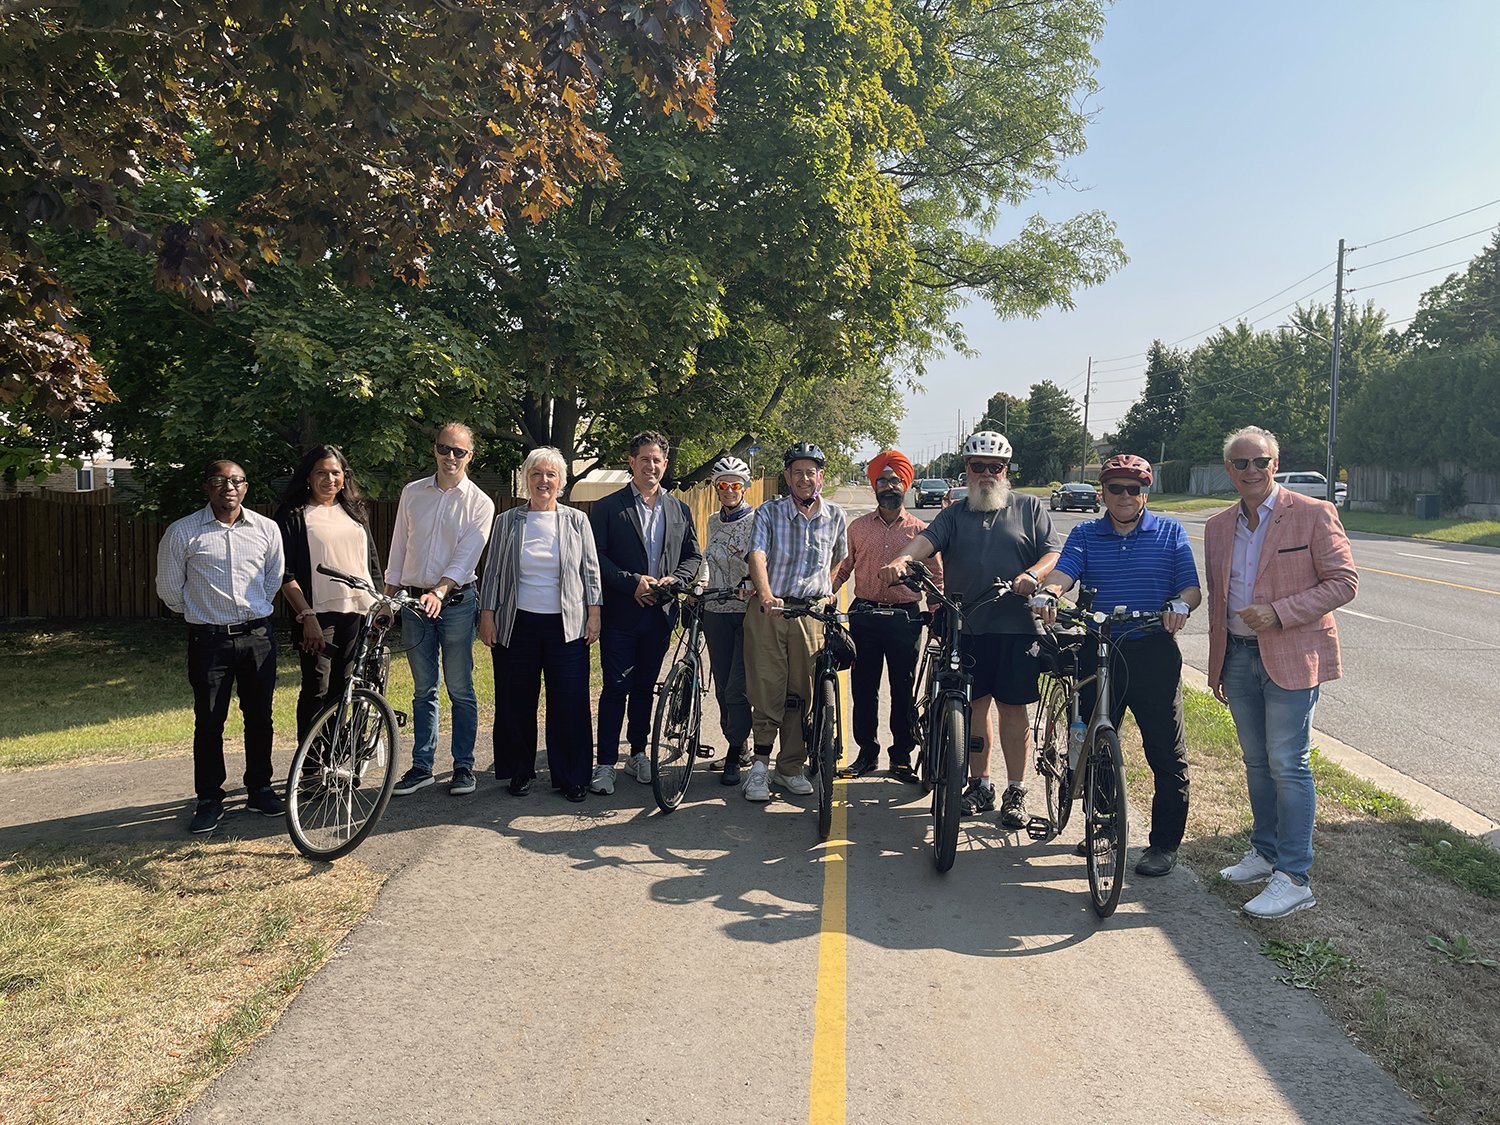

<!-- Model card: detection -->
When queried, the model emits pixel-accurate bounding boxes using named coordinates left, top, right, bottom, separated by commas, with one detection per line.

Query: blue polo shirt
left=1051, top=509, right=1199, bottom=638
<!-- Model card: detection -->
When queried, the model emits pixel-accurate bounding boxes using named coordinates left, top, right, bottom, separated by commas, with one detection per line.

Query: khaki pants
left=743, top=596, right=824, bottom=772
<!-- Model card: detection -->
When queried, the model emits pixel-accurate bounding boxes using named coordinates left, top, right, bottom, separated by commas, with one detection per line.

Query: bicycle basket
left=1032, top=630, right=1084, bottom=677
left=825, top=623, right=857, bottom=671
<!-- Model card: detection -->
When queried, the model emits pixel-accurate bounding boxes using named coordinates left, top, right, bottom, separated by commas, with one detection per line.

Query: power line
left=1167, top=259, right=1337, bottom=347
left=1346, top=258, right=1471, bottom=294
left=1353, top=196, right=1500, bottom=251
left=1347, top=225, right=1496, bottom=272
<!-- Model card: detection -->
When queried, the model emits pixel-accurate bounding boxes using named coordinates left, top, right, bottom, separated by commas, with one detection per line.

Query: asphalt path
left=961, top=496, right=1500, bottom=823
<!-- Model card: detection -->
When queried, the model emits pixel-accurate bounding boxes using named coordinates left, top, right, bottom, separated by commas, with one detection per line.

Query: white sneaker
left=773, top=768, right=814, bottom=796
left=589, top=763, right=616, bottom=795
left=1220, top=848, right=1275, bottom=884
left=1242, top=871, right=1316, bottom=919
left=629, top=752, right=652, bottom=784
left=743, top=761, right=771, bottom=802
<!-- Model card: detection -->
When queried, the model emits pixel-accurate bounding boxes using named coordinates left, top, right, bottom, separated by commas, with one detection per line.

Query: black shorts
left=959, top=632, right=1042, bottom=706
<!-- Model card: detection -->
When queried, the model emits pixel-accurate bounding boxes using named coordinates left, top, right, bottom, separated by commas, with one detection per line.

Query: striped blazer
left=477, top=504, right=602, bottom=646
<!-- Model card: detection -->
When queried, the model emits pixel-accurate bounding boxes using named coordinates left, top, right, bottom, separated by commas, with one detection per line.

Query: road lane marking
left=1397, top=552, right=1472, bottom=566
left=1338, top=608, right=1392, bottom=622
left=1337, top=606, right=1500, bottom=649
left=1357, top=565, right=1500, bottom=597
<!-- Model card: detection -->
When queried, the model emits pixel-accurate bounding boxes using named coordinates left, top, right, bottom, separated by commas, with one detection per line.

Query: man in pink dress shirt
left=1204, top=425, right=1357, bottom=919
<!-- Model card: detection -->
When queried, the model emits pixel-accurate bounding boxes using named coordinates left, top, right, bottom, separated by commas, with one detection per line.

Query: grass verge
left=0, top=839, right=382, bottom=1124
left=1339, top=511, right=1500, bottom=548
left=1121, top=687, right=1500, bottom=1124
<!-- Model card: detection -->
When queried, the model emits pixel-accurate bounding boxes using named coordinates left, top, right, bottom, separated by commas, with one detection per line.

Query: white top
left=1227, top=485, right=1279, bottom=637
left=306, top=504, right=375, bottom=614
left=384, top=474, right=496, bottom=588
left=516, top=510, right=563, bottom=614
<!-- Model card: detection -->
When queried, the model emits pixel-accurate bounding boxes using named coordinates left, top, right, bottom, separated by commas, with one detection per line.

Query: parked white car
left=1274, top=471, right=1347, bottom=502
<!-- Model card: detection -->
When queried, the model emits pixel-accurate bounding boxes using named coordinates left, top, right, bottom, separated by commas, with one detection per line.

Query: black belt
left=403, top=582, right=475, bottom=598
left=191, top=617, right=270, bottom=636
left=1227, top=632, right=1259, bottom=646
left=779, top=595, right=825, bottom=606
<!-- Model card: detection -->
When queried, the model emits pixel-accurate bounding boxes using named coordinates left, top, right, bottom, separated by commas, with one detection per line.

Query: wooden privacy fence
left=0, top=477, right=772, bottom=620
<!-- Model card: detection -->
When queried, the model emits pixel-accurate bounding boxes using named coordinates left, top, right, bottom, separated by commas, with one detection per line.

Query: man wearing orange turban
left=832, top=450, right=943, bottom=781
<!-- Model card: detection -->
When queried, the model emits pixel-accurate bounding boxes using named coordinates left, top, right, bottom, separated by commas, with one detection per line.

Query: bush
left=1438, top=473, right=1468, bottom=515
left=1386, top=481, right=1413, bottom=515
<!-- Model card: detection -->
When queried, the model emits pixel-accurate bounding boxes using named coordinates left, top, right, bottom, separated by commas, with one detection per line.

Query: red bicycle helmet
left=1098, top=454, right=1153, bottom=487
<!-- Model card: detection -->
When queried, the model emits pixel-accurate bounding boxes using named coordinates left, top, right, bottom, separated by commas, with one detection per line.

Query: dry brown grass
left=1120, top=688, right=1500, bottom=1125
left=0, top=840, right=382, bottom=1125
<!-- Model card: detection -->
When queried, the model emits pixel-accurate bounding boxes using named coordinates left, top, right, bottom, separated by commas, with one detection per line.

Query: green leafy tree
left=1017, top=379, right=1085, bottom=483
left=1404, top=230, right=1500, bottom=350
left=981, top=391, right=1028, bottom=444
left=1343, top=340, right=1500, bottom=471
left=1105, top=340, right=1187, bottom=461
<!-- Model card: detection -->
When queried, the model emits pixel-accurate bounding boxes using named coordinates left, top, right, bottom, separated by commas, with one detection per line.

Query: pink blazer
left=1205, top=488, right=1357, bottom=692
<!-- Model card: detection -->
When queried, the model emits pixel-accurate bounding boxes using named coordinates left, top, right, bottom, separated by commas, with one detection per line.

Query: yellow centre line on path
left=809, top=597, right=853, bottom=1125
left=1186, top=532, right=1500, bottom=596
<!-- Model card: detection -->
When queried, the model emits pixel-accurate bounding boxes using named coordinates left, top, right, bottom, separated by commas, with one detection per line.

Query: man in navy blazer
left=589, top=430, right=703, bottom=793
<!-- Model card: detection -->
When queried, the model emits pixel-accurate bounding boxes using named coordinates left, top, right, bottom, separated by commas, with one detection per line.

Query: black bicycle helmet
left=782, top=440, right=827, bottom=468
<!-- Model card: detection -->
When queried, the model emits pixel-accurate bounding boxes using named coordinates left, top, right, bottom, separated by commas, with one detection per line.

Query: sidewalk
left=1, top=676, right=1444, bottom=1123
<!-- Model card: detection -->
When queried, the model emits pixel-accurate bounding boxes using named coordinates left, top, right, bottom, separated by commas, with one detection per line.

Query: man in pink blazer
left=1205, top=426, right=1356, bottom=918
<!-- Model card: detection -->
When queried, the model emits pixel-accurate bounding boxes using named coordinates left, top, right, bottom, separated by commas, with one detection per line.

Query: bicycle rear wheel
left=286, top=687, right=399, bottom=861
left=932, top=696, right=966, bottom=872
left=1083, top=726, right=1128, bottom=917
left=1035, top=678, right=1073, bottom=834
left=650, top=661, right=699, bottom=812
left=813, top=677, right=838, bottom=842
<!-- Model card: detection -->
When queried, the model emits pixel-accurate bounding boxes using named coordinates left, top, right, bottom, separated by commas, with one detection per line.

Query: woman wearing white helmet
left=698, top=455, right=757, bottom=783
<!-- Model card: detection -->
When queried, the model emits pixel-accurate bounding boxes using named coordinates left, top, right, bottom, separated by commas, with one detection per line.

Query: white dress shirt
left=384, top=474, right=496, bottom=588
left=156, top=506, right=284, bottom=625
left=1227, top=485, right=1279, bottom=637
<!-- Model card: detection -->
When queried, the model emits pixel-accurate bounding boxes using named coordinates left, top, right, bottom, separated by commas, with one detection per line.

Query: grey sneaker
left=628, top=752, right=652, bottom=784
left=1242, top=871, right=1316, bottom=918
left=998, top=784, right=1028, bottom=829
left=449, top=767, right=476, bottom=795
left=589, top=763, right=616, bottom=795
left=1220, top=848, right=1274, bottom=884
left=743, top=761, right=771, bottom=802
left=961, top=778, right=996, bottom=816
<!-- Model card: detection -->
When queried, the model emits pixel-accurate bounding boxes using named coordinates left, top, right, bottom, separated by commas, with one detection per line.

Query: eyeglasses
left=1105, top=483, right=1143, bottom=497
left=207, top=475, right=247, bottom=488
left=715, top=481, right=744, bottom=492
left=1229, top=456, right=1273, bottom=471
left=967, top=461, right=1008, bottom=475
left=435, top=443, right=471, bottom=459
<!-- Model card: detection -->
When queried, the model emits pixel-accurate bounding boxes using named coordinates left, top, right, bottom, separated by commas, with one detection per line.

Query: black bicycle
left=893, top=562, right=1012, bottom=872
left=284, top=565, right=423, bottom=860
left=1028, top=588, right=1166, bottom=918
left=649, top=585, right=746, bottom=813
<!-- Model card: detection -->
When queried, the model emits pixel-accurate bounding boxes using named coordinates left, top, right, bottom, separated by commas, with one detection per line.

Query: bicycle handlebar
left=890, top=560, right=1013, bottom=616
left=652, top=583, right=745, bottom=605
left=315, top=564, right=423, bottom=611
left=772, top=600, right=909, bottom=625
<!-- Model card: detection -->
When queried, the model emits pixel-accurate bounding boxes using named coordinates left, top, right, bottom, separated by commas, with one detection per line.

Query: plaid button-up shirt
left=749, top=495, right=847, bottom=600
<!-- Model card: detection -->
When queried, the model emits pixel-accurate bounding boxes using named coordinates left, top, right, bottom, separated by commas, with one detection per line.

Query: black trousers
left=1078, top=630, right=1189, bottom=851
left=849, top=603, right=923, bottom=767
left=187, top=624, right=277, bottom=802
left=494, top=611, right=593, bottom=791
left=295, top=611, right=362, bottom=745
left=597, top=610, right=673, bottom=765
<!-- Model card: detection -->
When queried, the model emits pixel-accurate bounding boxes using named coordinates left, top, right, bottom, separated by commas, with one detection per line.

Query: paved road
left=1013, top=500, right=1500, bottom=822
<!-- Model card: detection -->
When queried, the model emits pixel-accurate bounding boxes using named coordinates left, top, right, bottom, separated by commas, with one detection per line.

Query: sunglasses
left=967, top=461, right=1008, bottom=475
left=715, top=481, right=744, bottom=492
left=1105, top=483, right=1142, bottom=497
left=1229, top=456, right=1273, bottom=471
left=207, top=475, right=247, bottom=488
left=435, top=443, right=471, bottom=459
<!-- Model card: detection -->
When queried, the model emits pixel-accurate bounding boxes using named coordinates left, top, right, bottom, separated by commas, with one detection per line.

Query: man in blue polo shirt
left=1033, top=454, right=1202, bottom=877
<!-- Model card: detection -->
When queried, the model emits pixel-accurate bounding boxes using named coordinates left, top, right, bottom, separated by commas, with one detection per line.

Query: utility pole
left=1079, top=356, right=1092, bottom=481
left=1327, top=239, right=1346, bottom=504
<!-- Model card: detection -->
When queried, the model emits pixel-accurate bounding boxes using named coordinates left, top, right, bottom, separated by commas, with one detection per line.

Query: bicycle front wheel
left=651, top=662, right=699, bottom=813
left=1083, top=726, right=1128, bottom=918
left=932, top=696, right=966, bottom=872
left=1036, top=678, right=1073, bottom=834
left=814, top=677, right=838, bottom=842
left=286, top=688, right=399, bottom=861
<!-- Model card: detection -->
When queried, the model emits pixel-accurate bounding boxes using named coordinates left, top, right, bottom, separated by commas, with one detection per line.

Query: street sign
left=746, top=444, right=762, bottom=454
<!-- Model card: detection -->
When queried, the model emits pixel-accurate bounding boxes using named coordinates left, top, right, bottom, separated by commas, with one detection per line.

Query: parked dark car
left=914, top=478, right=949, bottom=508
left=1049, top=482, right=1100, bottom=512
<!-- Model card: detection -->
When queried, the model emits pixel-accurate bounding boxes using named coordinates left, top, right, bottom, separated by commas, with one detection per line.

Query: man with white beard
left=879, top=431, right=1060, bottom=829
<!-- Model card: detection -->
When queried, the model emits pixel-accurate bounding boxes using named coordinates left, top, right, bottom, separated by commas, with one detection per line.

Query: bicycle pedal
left=394, top=711, right=408, bottom=728
left=1025, top=815, right=1055, bottom=841
left=694, top=744, right=715, bottom=758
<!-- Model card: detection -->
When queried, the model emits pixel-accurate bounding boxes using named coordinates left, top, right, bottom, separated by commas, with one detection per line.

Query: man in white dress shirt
left=385, top=423, right=496, bottom=797
left=157, top=460, right=287, bottom=834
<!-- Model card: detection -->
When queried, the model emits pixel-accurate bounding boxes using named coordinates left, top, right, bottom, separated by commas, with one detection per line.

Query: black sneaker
left=961, top=778, right=995, bottom=816
left=449, top=767, right=476, bottom=795
left=998, top=784, right=1028, bottom=829
left=189, top=799, right=223, bottom=834
left=393, top=767, right=434, bottom=795
left=1134, top=847, right=1178, bottom=877
left=245, top=786, right=285, bottom=816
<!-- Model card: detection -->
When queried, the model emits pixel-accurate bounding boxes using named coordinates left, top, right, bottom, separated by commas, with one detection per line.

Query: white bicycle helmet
left=711, top=455, right=752, bottom=484
left=962, top=430, right=1012, bottom=459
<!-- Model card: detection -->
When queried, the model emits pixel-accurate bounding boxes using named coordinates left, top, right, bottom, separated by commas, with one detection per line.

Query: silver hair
left=518, top=446, right=567, bottom=498
left=1222, top=425, right=1280, bottom=460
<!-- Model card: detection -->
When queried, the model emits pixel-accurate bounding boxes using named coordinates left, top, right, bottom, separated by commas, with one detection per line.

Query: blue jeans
left=1222, top=641, right=1319, bottom=882
left=403, top=593, right=478, bottom=772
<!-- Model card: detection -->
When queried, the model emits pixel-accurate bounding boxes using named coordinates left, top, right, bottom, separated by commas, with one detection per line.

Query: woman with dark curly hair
left=276, top=445, right=384, bottom=743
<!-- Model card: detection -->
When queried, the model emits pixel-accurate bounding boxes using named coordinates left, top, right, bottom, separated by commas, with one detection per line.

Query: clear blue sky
left=889, top=0, right=1500, bottom=465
